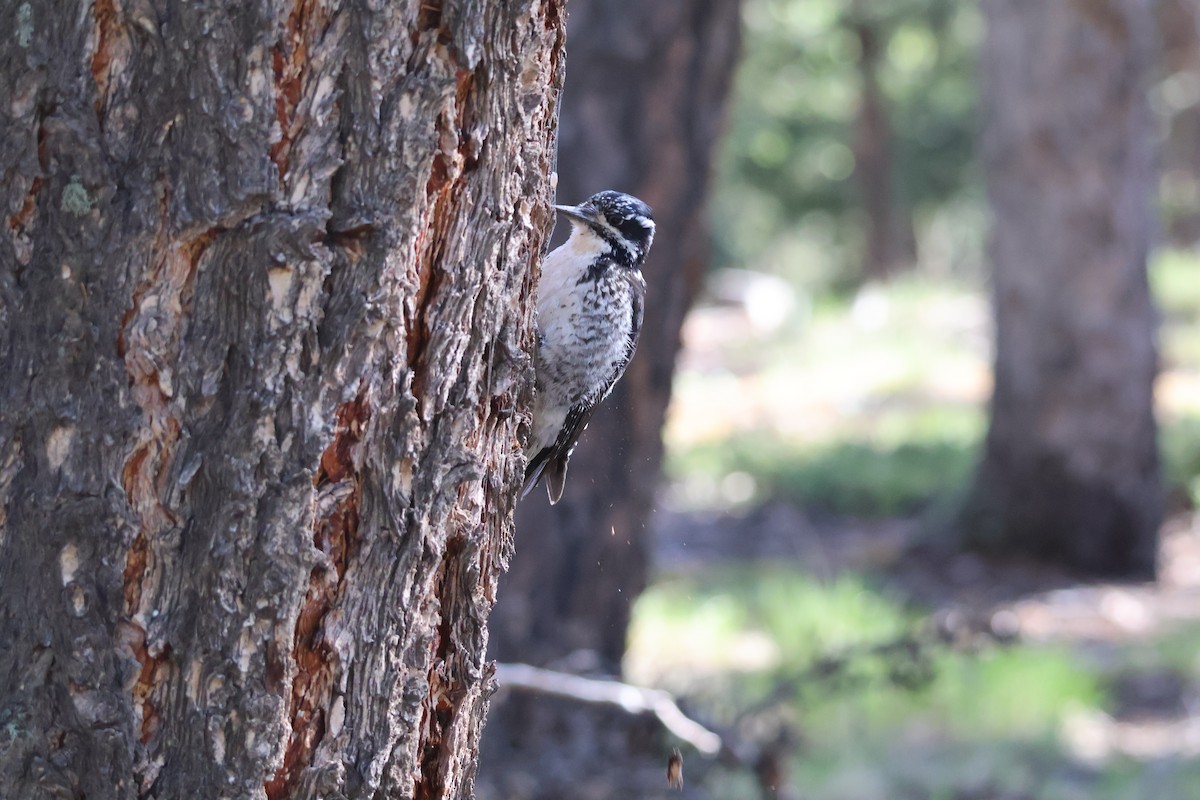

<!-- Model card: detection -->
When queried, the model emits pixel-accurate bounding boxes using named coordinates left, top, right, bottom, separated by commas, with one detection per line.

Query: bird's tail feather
left=521, top=449, right=568, bottom=505
left=522, top=447, right=551, bottom=500
left=544, top=457, right=567, bottom=505
left=521, top=461, right=545, bottom=499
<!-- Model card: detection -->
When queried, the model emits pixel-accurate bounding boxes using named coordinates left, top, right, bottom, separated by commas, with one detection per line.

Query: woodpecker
left=522, top=190, right=655, bottom=504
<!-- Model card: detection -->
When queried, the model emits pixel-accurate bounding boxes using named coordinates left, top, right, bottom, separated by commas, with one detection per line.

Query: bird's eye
left=616, top=216, right=652, bottom=242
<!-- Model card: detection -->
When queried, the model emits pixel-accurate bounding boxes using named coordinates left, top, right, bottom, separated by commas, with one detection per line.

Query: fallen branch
left=493, top=662, right=723, bottom=755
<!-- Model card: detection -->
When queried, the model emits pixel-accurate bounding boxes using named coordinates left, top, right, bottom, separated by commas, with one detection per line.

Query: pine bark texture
left=0, top=1, right=564, bottom=798
left=965, top=0, right=1161, bottom=576
left=489, top=0, right=743, bottom=672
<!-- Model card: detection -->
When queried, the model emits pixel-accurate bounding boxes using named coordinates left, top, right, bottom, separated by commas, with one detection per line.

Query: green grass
left=648, top=255, right=1200, bottom=797
left=670, top=413, right=1200, bottom=516
left=1154, top=250, right=1200, bottom=505
left=1144, top=622, right=1200, bottom=676
left=670, top=430, right=979, bottom=516
left=627, top=567, right=1200, bottom=800
left=628, top=568, right=1101, bottom=729
left=667, top=274, right=988, bottom=515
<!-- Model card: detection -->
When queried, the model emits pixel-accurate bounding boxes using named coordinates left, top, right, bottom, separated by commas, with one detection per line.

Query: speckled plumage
left=523, top=191, right=654, bottom=503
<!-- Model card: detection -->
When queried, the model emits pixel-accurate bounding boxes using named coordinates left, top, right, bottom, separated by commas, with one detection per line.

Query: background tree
left=961, top=0, right=1161, bottom=577
left=479, top=0, right=743, bottom=795
left=848, top=0, right=917, bottom=281
left=489, top=0, right=743, bottom=673
left=712, top=0, right=979, bottom=289
left=0, top=1, right=563, bottom=797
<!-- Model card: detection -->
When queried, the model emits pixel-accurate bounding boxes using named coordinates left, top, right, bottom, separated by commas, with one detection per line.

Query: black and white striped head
left=556, top=190, right=655, bottom=267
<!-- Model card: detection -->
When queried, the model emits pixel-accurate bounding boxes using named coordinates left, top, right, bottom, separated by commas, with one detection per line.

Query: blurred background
left=479, top=1, right=1200, bottom=798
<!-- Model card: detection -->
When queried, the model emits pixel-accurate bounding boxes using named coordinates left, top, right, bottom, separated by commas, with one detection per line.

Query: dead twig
left=494, top=662, right=723, bottom=755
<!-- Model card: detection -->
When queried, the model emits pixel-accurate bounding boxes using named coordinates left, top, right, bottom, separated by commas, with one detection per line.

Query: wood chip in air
left=666, top=748, right=683, bottom=790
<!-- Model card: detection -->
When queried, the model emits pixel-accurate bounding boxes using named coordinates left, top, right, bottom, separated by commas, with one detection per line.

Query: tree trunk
left=962, top=0, right=1161, bottom=577
left=0, top=1, right=564, bottom=798
left=479, top=2, right=741, bottom=797
left=850, top=6, right=916, bottom=282
left=489, top=0, right=742, bottom=673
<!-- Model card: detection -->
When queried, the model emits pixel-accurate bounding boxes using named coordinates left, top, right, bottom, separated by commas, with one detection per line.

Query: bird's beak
left=554, top=203, right=598, bottom=226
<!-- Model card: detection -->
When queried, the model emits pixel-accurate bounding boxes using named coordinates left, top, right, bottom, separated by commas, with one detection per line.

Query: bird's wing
left=522, top=270, right=645, bottom=503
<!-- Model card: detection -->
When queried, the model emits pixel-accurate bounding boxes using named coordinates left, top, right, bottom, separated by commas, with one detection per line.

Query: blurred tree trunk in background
left=0, top=2, right=563, bottom=797
left=481, top=0, right=741, bottom=794
left=490, top=0, right=742, bottom=673
left=1158, top=0, right=1200, bottom=246
left=962, top=0, right=1161, bottom=577
left=849, top=3, right=917, bottom=282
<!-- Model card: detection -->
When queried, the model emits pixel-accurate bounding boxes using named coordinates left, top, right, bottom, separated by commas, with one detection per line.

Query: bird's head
left=555, top=190, right=655, bottom=267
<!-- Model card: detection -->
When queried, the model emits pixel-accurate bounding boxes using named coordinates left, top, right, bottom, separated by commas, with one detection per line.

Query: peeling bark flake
left=270, top=0, right=329, bottom=179
left=413, top=535, right=478, bottom=800
left=117, top=621, right=172, bottom=745
left=267, top=394, right=370, bottom=798
left=89, top=0, right=123, bottom=121
left=119, top=221, right=222, bottom=759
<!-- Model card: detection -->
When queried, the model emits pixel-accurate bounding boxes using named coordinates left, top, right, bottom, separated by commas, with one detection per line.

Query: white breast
left=537, top=229, right=607, bottom=320
left=529, top=227, right=636, bottom=452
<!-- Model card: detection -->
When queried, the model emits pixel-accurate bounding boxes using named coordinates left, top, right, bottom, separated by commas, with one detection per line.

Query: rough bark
left=489, top=0, right=742, bottom=672
left=962, top=0, right=1161, bottom=577
left=0, top=1, right=564, bottom=798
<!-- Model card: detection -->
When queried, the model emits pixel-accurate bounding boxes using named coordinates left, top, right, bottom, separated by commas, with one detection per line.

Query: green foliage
left=1162, top=416, right=1200, bottom=508
left=628, top=567, right=1123, bottom=799
left=925, top=647, right=1103, bottom=735
left=1136, top=622, right=1200, bottom=677
left=713, top=0, right=982, bottom=285
left=1153, top=249, right=1200, bottom=370
left=671, top=411, right=1200, bottom=517
left=650, top=255, right=1200, bottom=793
left=1151, top=250, right=1200, bottom=506
left=743, top=569, right=911, bottom=655
left=673, top=433, right=977, bottom=516
left=633, top=567, right=1099, bottom=722
left=1151, top=249, right=1200, bottom=321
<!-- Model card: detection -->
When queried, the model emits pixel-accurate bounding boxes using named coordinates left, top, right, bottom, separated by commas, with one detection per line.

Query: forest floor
left=482, top=506, right=1200, bottom=800
left=641, top=504, right=1200, bottom=799
left=624, top=257, right=1200, bottom=800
